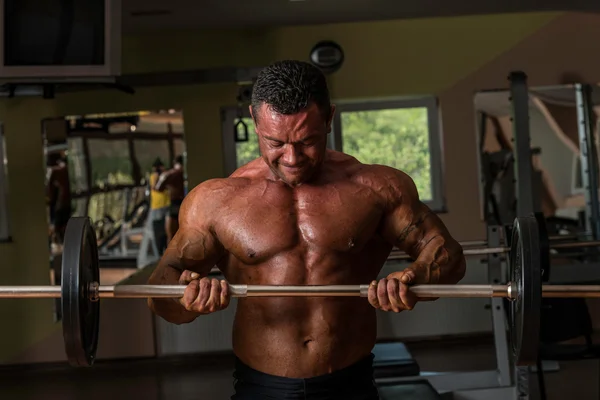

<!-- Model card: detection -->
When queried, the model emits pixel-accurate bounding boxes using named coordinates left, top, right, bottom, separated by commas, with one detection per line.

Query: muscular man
left=46, top=152, right=72, bottom=246
left=154, top=155, right=185, bottom=243
left=148, top=60, right=466, bottom=400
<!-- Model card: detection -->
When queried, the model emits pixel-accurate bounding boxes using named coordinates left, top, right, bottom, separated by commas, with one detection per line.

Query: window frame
left=332, top=96, right=446, bottom=212
left=0, top=125, right=10, bottom=241
left=220, top=96, right=446, bottom=212
left=221, top=107, right=258, bottom=176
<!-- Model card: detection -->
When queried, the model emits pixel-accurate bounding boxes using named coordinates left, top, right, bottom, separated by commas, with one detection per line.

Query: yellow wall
left=0, top=11, right=576, bottom=363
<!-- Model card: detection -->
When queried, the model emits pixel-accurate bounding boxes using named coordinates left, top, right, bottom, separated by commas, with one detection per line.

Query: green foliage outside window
left=340, top=108, right=432, bottom=200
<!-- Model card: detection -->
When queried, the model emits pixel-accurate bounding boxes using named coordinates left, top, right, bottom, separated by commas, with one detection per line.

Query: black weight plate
left=534, top=212, right=551, bottom=282
left=61, top=217, right=100, bottom=367
left=509, top=215, right=541, bottom=366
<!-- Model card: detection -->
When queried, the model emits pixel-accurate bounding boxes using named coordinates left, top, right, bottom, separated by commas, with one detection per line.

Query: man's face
left=251, top=102, right=335, bottom=186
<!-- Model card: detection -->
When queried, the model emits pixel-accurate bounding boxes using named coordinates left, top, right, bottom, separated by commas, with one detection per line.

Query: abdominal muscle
left=223, top=250, right=385, bottom=378
left=232, top=296, right=378, bottom=378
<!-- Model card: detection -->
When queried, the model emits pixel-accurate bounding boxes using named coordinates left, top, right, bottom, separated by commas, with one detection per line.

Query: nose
left=281, top=144, right=301, bottom=166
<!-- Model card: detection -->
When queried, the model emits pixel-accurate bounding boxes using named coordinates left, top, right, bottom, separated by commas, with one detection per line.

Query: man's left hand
left=367, top=265, right=437, bottom=313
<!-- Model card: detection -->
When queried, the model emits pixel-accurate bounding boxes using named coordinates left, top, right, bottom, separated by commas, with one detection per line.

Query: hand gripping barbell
left=1, top=216, right=599, bottom=367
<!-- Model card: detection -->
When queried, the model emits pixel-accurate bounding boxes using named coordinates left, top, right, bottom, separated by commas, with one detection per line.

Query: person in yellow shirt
left=150, top=159, right=171, bottom=212
left=148, top=158, right=170, bottom=253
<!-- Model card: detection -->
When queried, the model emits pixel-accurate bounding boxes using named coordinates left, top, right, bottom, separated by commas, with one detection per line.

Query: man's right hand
left=178, top=270, right=231, bottom=314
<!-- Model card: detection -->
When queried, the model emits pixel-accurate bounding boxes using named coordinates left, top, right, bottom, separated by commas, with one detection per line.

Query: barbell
left=388, top=238, right=600, bottom=261
left=0, top=215, right=599, bottom=368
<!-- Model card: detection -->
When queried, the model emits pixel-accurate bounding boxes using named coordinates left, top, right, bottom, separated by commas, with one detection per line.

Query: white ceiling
left=122, top=0, right=600, bottom=33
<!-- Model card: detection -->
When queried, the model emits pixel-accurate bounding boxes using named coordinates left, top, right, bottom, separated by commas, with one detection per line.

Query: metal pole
left=542, top=285, right=600, bottom=297
left=509, top=71, right=536, bottom=217
left=388, top=246, right=510, bottom=261
left=551, top=241, right=600, bottom=249
left=388, top=240, right=600, bottom=261
left=575, top=83, right=600, bottom=240
left=0, top=286, right=62, bottom=298
left=1, top=284, right=600, bottom=299
left=426, top=235, right=588, bottom=249
left=487, top=225, right=512, bottom=386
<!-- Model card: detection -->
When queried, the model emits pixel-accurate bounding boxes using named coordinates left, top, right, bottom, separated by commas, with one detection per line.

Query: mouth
left=280, top=164, right=305, bottom=171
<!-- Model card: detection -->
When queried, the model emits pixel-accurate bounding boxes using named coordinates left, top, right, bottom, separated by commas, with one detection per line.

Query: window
left=66, top=137, right=88, bottom=195
left=221, top=97, right=445, bottom=211
left=235, top=118, right=259, bottom=168
left=221, top=107, right=261, bottom=175
left=87, top=138, right=134, bottom=186
left=332, top=97, right=444, bottom=211
left=135, top=140, right=171, bottom=177
left=0, top=125, right=10, bottom=241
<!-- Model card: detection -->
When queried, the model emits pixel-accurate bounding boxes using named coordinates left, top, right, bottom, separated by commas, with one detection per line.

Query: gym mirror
left=474, top=83, right=600, bottom=244
left=42, top=110, right=188, bottom=299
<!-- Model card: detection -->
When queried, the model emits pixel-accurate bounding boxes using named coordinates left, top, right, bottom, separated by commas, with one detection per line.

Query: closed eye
left=299, top=135, right=322, bottom=146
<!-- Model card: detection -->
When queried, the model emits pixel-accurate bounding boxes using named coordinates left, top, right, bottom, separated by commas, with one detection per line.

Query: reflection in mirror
left=474, top=84, right=600, bottom=241
left=0, top=124, right=9, bottom=242
left=42, top=110, right=188, bottom=274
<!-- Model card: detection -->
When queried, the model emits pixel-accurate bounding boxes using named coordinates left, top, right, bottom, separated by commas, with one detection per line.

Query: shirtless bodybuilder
left=46, top=152, right=72, bottom=245
left=148, top=60, right=466, bottom=400
left=154, top=155, right=185, bottom=243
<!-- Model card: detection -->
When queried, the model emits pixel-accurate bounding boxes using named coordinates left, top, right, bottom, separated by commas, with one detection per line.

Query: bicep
left=149, top=226, right=224, bottom=285
left=167, top=226, right=224, bottom=273
left=381, top=171, right=450, bottom=255
left=149, top=190, right=225, bottom=282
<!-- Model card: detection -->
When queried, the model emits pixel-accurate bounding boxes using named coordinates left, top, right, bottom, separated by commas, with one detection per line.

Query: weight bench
left=373, top=342, right=420, bottom=379
left=377, top=379, right=442, bottom=400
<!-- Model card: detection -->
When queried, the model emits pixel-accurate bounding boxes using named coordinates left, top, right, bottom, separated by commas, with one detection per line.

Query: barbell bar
left=388, top=239, right=600, bottom=261
left=456, top=234, right=585, bottom=249
left=0, top=215, right=591, bottom=368
left=2, top=283, right=600, bottom=299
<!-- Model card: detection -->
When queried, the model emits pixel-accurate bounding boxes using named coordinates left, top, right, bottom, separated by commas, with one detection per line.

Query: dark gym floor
left=0, top=335, right=597, bottom=400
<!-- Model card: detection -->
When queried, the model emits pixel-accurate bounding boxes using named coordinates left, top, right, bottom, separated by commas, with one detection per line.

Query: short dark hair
left=174, top=155, right=184, bottom=165
left=152, top=157, right=164, bottom=168
left=251, top=60, right=331, bottom=123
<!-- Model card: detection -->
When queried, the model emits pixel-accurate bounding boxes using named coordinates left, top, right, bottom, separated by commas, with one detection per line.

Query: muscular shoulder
left=345, top=161, right=419, bottom=210
left=180, top=177, right=250, bottom=224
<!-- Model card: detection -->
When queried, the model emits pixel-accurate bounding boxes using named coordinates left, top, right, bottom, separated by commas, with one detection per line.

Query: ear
left=248, top=105, right=256, bottom=125
left=326, top=104, right=336, bottom=133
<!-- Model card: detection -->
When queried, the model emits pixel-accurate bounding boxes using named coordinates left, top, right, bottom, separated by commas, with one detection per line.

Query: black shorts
left=169, top=199, right=183, bottom=218
left=231, top=354, right=379, bottom=400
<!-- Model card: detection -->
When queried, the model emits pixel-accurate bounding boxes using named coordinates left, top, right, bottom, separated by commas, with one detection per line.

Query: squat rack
left=388, top=73, right=600, bottom=399
left=484, top=73, right=600, bottom=399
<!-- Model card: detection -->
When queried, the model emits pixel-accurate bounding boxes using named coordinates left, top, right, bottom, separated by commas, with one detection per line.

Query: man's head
left=174, top=155, right=184, bottom=168
left=250, top=60, right=335, bottom=186
left=152, top=158, right=164, bottom=173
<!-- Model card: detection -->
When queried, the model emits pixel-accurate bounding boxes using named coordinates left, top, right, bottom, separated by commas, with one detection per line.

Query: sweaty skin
left=148, top=103, right=466, bottom=379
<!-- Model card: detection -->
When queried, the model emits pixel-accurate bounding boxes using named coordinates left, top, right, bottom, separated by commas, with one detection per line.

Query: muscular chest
left=216, top=182, right=384, bottom=263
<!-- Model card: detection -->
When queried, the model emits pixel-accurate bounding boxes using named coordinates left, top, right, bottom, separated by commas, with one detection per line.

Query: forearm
left=147, top=252, right=204, bottom=324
